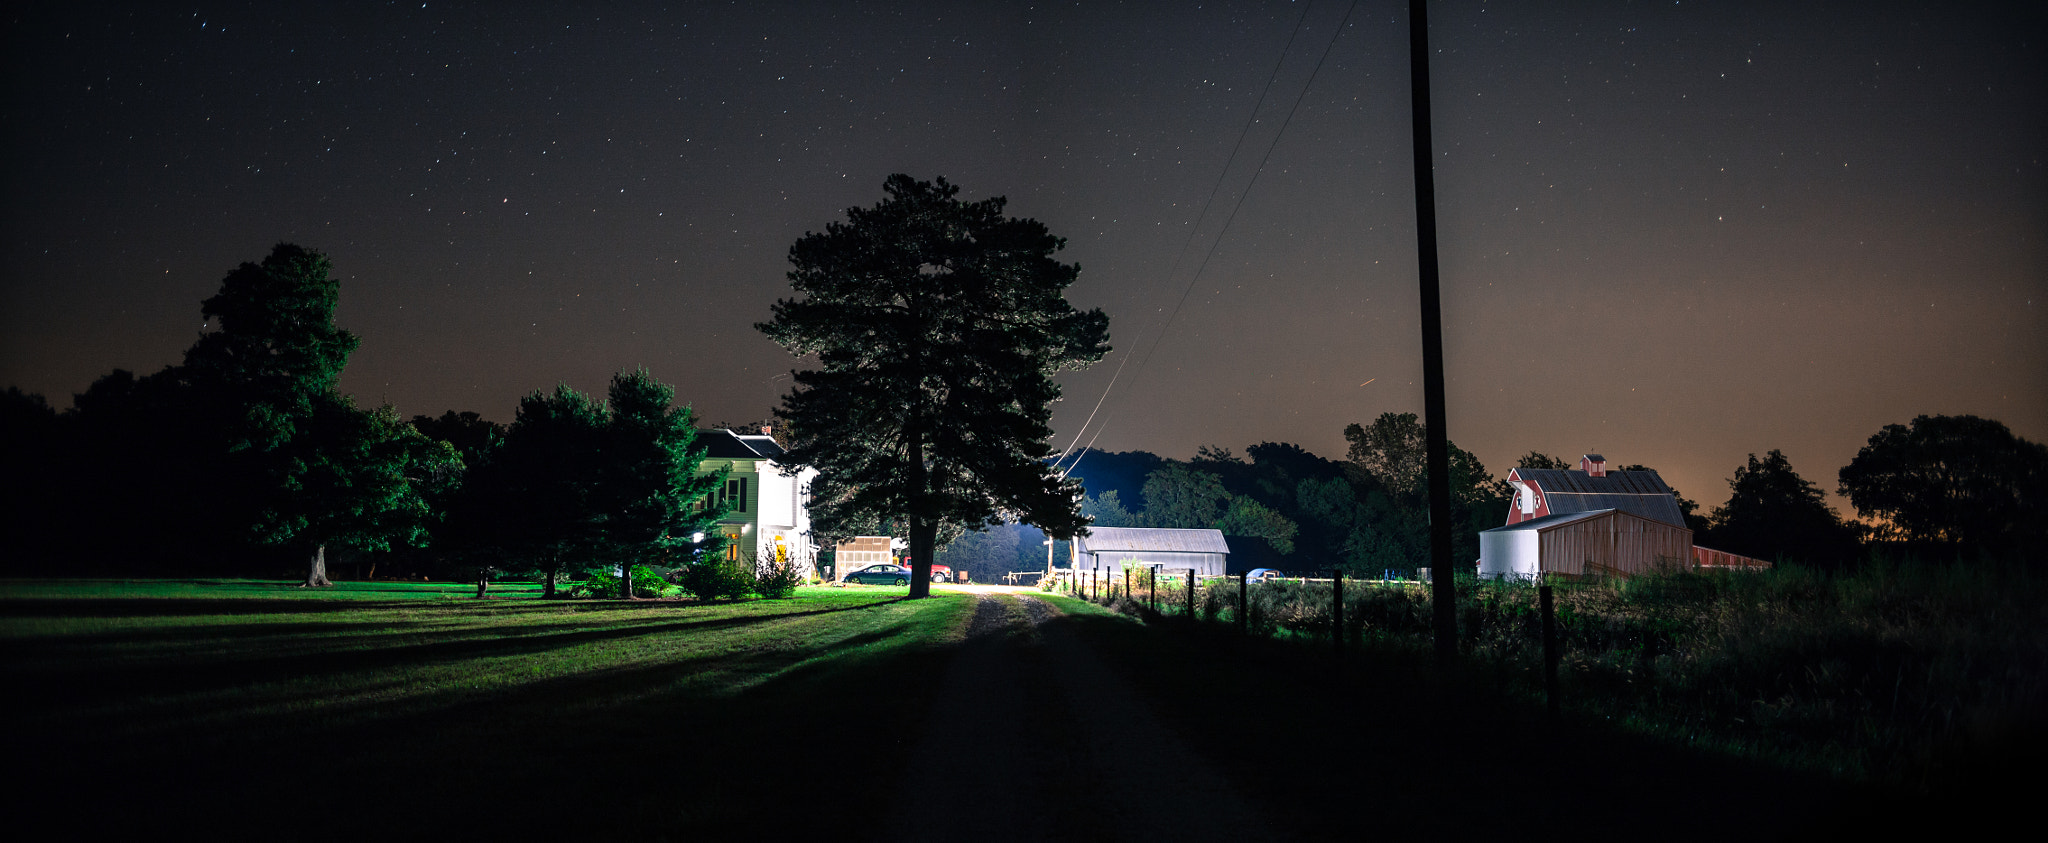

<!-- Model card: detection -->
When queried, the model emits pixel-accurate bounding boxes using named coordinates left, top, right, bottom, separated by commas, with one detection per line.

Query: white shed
left=1072, top=527, right=1231, bottom=577
left=1479, top=508, right=1693, bottom=580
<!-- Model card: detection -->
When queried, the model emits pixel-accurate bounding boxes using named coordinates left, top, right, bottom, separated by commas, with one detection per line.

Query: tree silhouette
left=759, top=175, right=1109, bottom=598
left=1710, top=450, right=1858, bottom=568
left=183, top=244, right=452, bottom=585
left=1838, top=414, right=2048, bottom=557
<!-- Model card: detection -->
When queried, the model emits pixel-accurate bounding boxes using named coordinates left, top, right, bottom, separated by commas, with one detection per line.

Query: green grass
left=1, top=579, right=976, bottom=840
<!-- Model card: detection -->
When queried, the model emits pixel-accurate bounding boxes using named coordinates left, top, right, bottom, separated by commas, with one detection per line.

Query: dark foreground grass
left=1099, top=561, right=2048, bottom=797
left=2, top=579, right=975, bottom=840
left=7, top=578, right=2028, bottom=840
left=1052, top=600, right=2027, bottom=840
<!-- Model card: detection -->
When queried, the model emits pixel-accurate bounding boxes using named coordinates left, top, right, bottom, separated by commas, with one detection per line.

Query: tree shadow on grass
left=6, top=601, right=959, bottom=842
left=5, top=596, right=915, bottom=734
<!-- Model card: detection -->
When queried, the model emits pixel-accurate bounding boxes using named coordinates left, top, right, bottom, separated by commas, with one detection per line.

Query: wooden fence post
left=1541, top=583, right=1559, bottom=721
left=1333, top=569, right=1345, bottom=655
left=1187, top=569, right=1196, bottom=618
left=1238, top=572, right=1248, bottom=634
left=1124, top=567, right=1132, bottom=602
left=1149, top=566, right=1157, bottom=612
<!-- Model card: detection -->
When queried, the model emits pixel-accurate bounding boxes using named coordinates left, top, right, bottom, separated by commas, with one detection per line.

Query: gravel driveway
left=888, top=594, right=1270, bottom=842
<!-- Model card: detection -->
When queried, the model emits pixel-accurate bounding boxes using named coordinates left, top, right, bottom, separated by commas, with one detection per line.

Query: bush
left=754, top=557, right=803, bottom=599
left=679, top=559, right=755, bottom=600
left=567, top=565, right=675, bottom=598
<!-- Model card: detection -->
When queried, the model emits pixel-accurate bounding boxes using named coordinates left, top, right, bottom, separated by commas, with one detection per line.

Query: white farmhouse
left=697, top=429, right=818, bottom=579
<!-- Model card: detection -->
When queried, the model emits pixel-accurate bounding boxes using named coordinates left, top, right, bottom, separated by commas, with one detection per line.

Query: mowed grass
left=1, top=579, right=976, bottom=840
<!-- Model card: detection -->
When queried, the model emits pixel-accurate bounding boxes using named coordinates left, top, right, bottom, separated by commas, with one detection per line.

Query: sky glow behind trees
left=3, top=1, right=2042, bottom=516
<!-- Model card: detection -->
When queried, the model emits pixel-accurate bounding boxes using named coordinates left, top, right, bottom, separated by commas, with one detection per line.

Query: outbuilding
left=1072, top=527, right=1230, bottom=577
left=1478, top=508, right=1693, bottom=580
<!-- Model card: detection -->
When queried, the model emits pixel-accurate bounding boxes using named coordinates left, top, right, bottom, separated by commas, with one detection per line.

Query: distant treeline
left=934, top=412, right=2048, bottom=583
left=6, top=245, right=2044, bottom=583
left=0, top=244, right=730, bottom=591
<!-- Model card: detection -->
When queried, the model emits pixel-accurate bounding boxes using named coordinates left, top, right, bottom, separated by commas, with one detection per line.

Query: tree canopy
left=758, top=174, right=1109, bottom=597
left=1708, top=450, right=1858, bottom=567
left=1344, top=412, right=1503, bottom=567
left=449, top=373, right=727, bottom=597
left=1838, top=414, right=2048, bottom=557
left=175, top=244, right=455, bottom=585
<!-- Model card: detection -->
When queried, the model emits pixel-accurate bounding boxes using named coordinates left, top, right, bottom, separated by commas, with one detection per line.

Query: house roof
left=700, top=429, right=786, bottom=460
left=1075, top=527, right=1230, bottom=555
left=1513, top=467, right=1686, bottom=526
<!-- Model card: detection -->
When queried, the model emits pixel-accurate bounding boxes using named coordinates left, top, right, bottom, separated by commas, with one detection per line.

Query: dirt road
left=888, top=593, right=1270, bottom=842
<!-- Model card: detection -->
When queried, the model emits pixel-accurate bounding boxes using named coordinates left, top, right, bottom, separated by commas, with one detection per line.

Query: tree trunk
left=475, top=574, right=488, bottom=598
left=906, top=418, right=934, bottom=599
left=620, top=563, right=636, bottom=599
left=543, top=552, right=559, bottom=599
left=302, top=544, right=333, bottom=587
left=909, top=517, right=936, bottom=599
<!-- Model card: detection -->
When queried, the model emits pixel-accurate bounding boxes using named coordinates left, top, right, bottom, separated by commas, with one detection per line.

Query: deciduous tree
left=759, top=175, right=1109, bottom=597
left=1838, top=415, right=2048, bottom=557
left=1710, top=450, right=1858, bottom=568
left=1141, top=464, right=1230, bottom=529
left=181, top=244, right=453, bottom=585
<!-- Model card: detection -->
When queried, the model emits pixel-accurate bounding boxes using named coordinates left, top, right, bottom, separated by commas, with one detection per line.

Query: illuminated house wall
left=697, top=429, right=818, bottom=579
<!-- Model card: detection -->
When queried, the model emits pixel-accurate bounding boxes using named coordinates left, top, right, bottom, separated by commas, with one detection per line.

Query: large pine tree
left=759, top=175, right=1110, bottom=597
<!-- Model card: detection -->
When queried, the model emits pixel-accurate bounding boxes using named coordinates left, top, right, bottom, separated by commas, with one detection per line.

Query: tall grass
left=1077, top=561, right=2047, bottom=790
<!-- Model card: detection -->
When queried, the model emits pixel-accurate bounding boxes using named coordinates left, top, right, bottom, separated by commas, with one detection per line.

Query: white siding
left=1479, top=529, right=1540, bottom=580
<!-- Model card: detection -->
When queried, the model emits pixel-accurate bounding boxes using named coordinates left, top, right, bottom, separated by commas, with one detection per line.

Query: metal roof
left=1483, top=508, right=1688, bottom=534
left=1483, top=509, right=1615, bottom=533
left=1075, top=527, right=1231, bottom=554
left=700, top=429, right=786, bottom=460
left=1514, top=467, right=1686, bottom=526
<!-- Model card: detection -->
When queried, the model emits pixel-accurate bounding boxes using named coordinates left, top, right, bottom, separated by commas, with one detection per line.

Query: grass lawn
left=2, top=579, right=976, bottom=840
left=6, top=576, right=2028, bottom=839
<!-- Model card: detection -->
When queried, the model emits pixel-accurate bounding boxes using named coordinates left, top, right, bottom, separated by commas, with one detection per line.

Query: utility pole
left=1409, top=0, right=1457, bottom=663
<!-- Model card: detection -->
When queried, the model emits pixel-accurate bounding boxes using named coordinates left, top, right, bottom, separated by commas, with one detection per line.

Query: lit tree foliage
left=1343, top=412, right=1502, bottom=567
left=590, top=368, right=729, bottom=598
left=759, top=175, right=1109, bottom=598
left=1079, top=490, right=1138, bottom=528
left=1141, top=464, right=1230, bottom=529
left=1214, top=496, right=1298, bottom=555
left=179, top=244, right=456, bottom=586
left=456, top=374, right=728, bottom=598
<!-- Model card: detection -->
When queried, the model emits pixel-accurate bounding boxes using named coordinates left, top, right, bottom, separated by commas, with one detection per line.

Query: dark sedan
left=843, top=564, right=911, bottom=586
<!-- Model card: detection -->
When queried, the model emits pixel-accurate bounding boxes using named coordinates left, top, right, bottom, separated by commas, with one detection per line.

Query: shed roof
left=1076, top=527, right=1230, bottom=554
left=1513, top=467, right=1686, bottom=526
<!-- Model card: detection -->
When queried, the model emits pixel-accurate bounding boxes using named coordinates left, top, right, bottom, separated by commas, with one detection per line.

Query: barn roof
left=1076, top=527, right=1231, bottom=554
left=700, top=429, right=786, bottom=460
left=1482, top=508, right=1690, bottom=534
left=1513, top=467, right=1686, bottom=526
left=1483, top=509, right=1614, bottom=532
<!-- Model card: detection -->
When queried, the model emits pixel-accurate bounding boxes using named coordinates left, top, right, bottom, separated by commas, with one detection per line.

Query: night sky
left=5, top=1, right=2043, bottom=516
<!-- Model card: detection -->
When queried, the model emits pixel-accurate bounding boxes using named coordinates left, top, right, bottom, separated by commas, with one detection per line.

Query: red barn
left=1502, top=454, right=1686, bottom=527
left=1483, top=454, right=1768, bottom=579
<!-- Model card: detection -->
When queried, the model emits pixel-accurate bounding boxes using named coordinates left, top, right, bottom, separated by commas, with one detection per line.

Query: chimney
left=1581, top=454, right=1607, bottom=478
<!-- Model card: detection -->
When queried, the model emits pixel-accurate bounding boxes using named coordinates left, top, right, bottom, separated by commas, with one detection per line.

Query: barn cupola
left=1581, top=454, right=1607, bottom=478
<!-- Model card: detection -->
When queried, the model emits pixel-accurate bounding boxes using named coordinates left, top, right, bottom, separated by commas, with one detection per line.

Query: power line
left=1057, top=0, right=1363, bottom=478
left=1053, top=0, right=1320, bottom=476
